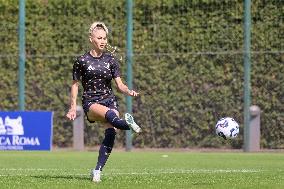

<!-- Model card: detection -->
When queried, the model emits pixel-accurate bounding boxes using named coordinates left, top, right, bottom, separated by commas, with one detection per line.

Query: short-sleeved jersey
left=73, top=52, right=120, bottom=102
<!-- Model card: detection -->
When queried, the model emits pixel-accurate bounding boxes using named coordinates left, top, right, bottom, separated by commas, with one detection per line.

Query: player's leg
left=87, top=103, right=141, bottom=132
left=91, top=121, right=117, bottom=182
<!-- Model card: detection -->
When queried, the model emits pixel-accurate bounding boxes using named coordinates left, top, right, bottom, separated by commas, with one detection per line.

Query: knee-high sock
left=95, top=128, right=116, bottom=171
left=105, top=110, right=130, bottom=130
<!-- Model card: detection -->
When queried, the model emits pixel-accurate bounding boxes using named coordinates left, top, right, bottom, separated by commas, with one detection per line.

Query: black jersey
left=73, top=52, right=120, bottom=102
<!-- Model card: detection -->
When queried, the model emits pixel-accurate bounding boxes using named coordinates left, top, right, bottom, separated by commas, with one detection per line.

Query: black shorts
left=82, top=97, right=119, bottom=123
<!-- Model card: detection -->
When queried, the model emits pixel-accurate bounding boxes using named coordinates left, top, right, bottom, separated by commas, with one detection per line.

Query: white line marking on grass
left=104, top=169, right=261, bottom=175
left=0, top=174, right=89, bottom=177
left=0, top=168, right=62, bottom=171
left=0, top=168, right=261, bottom=177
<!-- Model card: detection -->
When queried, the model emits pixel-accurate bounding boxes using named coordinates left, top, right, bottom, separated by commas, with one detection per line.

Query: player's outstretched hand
left=66, top=109, right=76, bottom=120
left=128, top=90, right=139, bottom=97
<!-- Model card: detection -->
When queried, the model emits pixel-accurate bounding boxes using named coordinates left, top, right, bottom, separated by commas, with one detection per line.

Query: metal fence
left=0, top=0, right=283, bottom=148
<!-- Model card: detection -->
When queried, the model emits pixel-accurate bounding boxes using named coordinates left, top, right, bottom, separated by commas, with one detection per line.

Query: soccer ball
left=215, top=117, right=239, bottom=140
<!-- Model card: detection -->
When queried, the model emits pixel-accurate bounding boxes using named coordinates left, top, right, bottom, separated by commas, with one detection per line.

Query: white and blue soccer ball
left=215, top=117, right=239, bottom=140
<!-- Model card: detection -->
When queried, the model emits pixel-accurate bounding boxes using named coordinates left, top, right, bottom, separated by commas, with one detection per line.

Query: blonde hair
left=89, top=21, right=108, bottom=35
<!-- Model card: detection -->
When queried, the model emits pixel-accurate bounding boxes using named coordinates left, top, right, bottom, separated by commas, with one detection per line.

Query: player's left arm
left=114, top=77, right=139, bottom=97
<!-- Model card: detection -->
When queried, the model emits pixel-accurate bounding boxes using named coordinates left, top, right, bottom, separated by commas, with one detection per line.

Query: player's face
left=90, top=29, right=107, bottom=51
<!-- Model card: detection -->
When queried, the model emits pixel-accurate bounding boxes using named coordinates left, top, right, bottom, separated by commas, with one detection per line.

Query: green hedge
left=0, top=0, right=283, bottom=149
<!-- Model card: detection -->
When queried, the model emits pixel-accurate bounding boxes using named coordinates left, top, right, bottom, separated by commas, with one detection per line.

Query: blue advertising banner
left=0, top=111, right=53, bottom=151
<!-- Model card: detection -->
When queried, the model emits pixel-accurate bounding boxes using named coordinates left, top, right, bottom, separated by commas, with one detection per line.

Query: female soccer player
left=66, top=21, right=141, bottom=182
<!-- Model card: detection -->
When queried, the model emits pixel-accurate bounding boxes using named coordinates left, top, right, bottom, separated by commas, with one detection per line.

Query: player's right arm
left=66, top=80, right=79, bottom=120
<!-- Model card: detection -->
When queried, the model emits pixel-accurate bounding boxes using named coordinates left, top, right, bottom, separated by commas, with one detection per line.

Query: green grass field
left=0, top=150, right=283, bottom=189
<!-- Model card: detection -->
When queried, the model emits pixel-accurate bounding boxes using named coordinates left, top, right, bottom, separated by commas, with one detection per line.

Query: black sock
left=105, top=110, right=130, bottom=130
left=95, top=128, right=116, bottom=171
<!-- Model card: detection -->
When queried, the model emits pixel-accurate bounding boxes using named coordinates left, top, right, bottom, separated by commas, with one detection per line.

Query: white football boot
left=90, top=169, right=101, bottom=183
left=125, top=113, right=142, bottom=133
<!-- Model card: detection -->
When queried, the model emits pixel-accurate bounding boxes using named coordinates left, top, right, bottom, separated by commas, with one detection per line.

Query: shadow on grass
left=31, top=175, right=90, bottom=181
